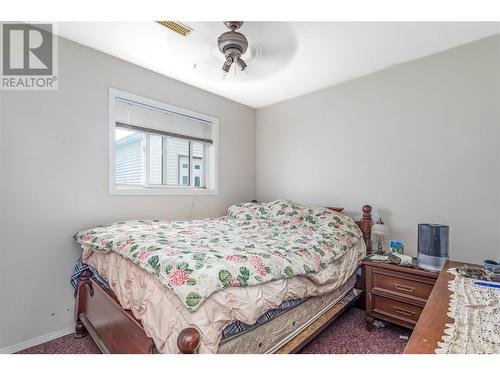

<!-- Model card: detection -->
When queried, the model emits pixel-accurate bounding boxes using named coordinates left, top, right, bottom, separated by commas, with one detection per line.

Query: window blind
left=115, top=98, right=213, bottom=143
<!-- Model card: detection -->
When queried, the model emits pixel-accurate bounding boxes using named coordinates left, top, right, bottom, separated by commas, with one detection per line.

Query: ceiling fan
left=156, top=21, right=297, bottom=81
left=217, top=21, right=248, bottom=74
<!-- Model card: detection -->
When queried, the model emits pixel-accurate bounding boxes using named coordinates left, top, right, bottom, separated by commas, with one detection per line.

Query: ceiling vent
left=156, top=21, right=193, bottom=37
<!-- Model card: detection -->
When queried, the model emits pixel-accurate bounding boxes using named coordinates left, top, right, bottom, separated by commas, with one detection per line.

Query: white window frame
left=108, top=88, right=219, bottom=196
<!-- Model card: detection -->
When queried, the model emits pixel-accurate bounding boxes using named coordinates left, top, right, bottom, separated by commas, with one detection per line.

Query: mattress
left=218, top=273, right=357, bottom=353
left=82, top=238, right=365, bottom=353
left=221, top=297, right=305, bottom=340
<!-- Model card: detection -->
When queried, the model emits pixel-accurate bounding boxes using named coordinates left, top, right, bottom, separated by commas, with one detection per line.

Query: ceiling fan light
left=238, top=58, right=247, bottom=71
left=222, top=62, right=231, bottom=73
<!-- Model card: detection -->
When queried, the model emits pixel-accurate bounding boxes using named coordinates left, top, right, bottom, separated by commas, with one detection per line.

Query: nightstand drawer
left=363, top=262, right=438, bottom=331
left=372, top=295, right=423, bottom=325
left=373, top=269, right=434, bottom=301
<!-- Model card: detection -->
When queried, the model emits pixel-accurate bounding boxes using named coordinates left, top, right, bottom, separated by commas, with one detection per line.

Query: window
left=109, top=88, right=218, bottom=195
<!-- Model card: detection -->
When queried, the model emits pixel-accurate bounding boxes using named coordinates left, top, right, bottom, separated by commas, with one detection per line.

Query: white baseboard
left=0, top=326, right=75, bottom=354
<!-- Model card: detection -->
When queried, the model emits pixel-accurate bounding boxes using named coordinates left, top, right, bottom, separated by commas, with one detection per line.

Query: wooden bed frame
left=74, top=205, right=373, bottom=354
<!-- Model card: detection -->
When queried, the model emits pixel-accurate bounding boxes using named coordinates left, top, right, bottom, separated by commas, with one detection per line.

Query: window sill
left=109, top=186, right=218, bottom=196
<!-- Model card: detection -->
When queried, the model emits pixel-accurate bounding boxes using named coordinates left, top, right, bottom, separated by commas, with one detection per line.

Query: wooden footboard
left=75, top=270, right=359, bottom=354
left=74, top=204, right=372, bottom=354
left=75, top=269, right=156, bottom=354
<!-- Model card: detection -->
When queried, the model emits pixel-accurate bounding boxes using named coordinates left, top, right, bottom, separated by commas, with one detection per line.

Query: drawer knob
left=393, top=306, right=415, bottom=317
left=394, top=283, right=415, bottom=293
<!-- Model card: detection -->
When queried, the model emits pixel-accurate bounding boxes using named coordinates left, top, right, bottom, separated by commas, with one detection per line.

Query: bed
left=73, top=200, right=373, bottom=354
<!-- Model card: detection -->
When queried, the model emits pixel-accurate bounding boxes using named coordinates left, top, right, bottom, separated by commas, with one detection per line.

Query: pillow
left=227, top=199, right=303, bottom=224
left=301, top=205, right=336, bottom=226
left=264, top=199, right=304, bottom=225
left=301, top=205, right=362, bottom=245
left=227, top=202, right=268, bottom=221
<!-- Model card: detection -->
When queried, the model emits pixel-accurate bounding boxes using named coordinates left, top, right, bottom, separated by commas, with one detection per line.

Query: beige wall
left=256, top=35, right=500, bottom=264
left=0, top=37, right=256, bottom=350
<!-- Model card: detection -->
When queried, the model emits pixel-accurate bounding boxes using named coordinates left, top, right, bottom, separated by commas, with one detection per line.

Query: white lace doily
left=436, top=269, right=500, bottom=354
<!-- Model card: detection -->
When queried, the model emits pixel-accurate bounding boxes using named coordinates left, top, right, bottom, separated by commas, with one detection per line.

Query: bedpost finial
left=362, top=205, right=372, bottom=219
left=79, top=269, right=93, bottom=281
left=177, top=327, right=200, bottom=354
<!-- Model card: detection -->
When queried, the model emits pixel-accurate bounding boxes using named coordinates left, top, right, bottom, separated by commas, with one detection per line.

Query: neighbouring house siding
left=150, top=135, right=163, bottom=185
left=115, top=133, right=145, bottom=185
left=166, top=137, right=190, bottom=185
left=115, top=134, right=207, bottom=187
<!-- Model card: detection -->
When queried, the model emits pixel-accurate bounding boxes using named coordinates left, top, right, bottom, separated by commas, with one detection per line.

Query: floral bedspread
left=74, top=200, right=362, bottom=311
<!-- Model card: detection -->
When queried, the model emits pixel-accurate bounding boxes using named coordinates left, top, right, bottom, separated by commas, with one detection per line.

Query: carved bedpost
left=359, top=205, right=373, bottom=255
left=177, top=327, right=201, bottom=354
left=74, top=269, right=93, bottom=339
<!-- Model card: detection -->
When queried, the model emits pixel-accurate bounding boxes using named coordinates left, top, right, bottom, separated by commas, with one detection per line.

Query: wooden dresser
left=363, top=261, right=439, bottom=331
left=404, top=260, right=470, bottom=354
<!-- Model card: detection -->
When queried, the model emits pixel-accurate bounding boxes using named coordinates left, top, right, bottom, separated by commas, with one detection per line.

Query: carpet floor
left=16, top=307, right=410, bottom=354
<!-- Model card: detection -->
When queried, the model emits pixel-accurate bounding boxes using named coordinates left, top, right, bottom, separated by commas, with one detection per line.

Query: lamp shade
left=371, top=223, right=389, bottom=237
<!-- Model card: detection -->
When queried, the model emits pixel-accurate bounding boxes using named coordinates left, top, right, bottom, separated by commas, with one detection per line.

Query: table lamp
left=371, top=218, right=389, bottom=255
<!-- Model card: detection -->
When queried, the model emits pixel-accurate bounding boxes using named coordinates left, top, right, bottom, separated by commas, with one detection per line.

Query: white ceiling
left=57, top=22, right=499, bottom=108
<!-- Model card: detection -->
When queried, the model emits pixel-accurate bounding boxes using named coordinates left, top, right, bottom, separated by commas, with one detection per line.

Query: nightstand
left=363, top=260, right=438, bottom=331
